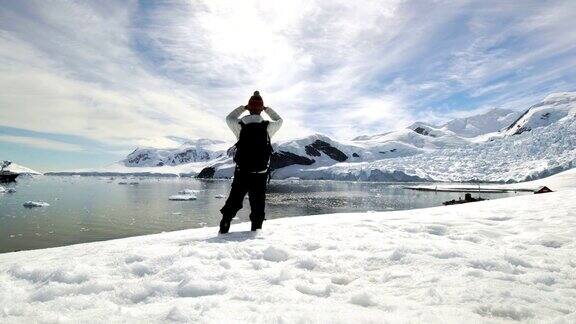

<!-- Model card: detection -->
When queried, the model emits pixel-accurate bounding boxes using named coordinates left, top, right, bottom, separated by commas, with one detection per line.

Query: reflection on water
left=0, top=176, right=526, bottom=253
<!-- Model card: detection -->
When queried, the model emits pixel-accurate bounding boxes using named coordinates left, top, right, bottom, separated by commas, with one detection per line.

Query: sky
left=0, top=0, right=575, bottom=171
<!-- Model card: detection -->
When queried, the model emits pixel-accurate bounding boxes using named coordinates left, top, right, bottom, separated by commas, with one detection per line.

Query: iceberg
left=23, top=201, right=50, bottom=208
left=168, top=194, right=197, bottom=201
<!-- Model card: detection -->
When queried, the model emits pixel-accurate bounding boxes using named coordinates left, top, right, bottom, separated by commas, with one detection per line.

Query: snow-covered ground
left=1, top=170, right=575, bottom=323
left=504, top=167, right=576, bottom=190
left=404, top=168, right=576, bottom=192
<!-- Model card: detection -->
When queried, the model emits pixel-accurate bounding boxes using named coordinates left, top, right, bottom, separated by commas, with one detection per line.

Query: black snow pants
left=220, top=167, right=268, bottom=228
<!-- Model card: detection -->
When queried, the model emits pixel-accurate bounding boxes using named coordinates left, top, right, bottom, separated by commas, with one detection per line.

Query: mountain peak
left=503, top=92, right=576, bottom=136
left=0, top=161, right=42, bottom=175
left=440, top=108, right=520, bottom=138
left=542, top=92, right=576, bottom=104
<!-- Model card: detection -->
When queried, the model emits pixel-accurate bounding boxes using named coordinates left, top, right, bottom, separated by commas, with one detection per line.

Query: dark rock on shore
left=196, top=166, right=215, bottom=179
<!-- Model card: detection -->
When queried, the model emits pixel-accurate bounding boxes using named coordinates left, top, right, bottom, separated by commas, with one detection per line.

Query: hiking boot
left=219, top=219, right=231, bottom=234
left=251, top=220, right=263, bottom=231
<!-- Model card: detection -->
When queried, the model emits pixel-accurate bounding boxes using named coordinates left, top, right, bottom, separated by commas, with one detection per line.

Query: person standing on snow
left=219, top=91, right=283, bottom=234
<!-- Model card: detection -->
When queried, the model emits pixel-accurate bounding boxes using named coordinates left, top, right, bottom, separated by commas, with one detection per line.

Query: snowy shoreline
left=1, top=170, right=575, bottom=322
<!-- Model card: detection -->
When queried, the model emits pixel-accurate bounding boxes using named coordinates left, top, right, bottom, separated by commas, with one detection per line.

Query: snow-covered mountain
left=441, top=108, right=522, bottom=138
left=0, top=161, right=42, bottom=175
left=293, top=92, right=576, bottom=182
left=503, top=92, right=576, bottom=136
left=301, top=115, right=576, bottom=182
left=51, top=92, right=576, bottom=183
left=358, top=108, right=522, bottom=141
left=123, top=139, right=228, bottom=167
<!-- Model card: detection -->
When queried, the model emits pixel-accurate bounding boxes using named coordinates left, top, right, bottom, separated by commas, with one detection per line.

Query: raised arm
left=264, top=107, right=283, bottom=137
left=226, top=106, right=245, bottom=139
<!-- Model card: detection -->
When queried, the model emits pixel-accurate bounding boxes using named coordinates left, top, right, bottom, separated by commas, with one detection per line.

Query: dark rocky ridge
left=270, top=151, right=315, bottom=170
left=172, top=149, right=210, bottom=165
left=195, top=150, right=316, bottom=179
left=304, top=140, right=348, bottom=162
left=504, top=109, right=531, bottom=135
left=195, top=140, right=348, bottom=178
left=126, top=151, right=151, bottom=165
left=305, top=145, right=321, bottom=157
left=413, top=126, right=435, bottom=137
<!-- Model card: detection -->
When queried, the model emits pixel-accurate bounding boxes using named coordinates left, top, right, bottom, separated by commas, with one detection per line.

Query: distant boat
left=0, top=161, right=20, bottom=182
left=442, top=193, right=487, bottom=206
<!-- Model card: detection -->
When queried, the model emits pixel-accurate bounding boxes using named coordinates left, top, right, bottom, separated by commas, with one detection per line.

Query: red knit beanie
left=247, top=91, right=264, bottom=114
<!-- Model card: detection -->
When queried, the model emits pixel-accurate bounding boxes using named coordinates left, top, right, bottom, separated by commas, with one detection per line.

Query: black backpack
left=233, top=121, right=273, bottom=172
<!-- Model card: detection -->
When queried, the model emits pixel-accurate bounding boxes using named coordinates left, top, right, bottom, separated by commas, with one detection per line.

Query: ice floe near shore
left=168, top=194, right=197, bottom=201
left=22, top=201, right=50, bottom=208
left=178, top=189, right=200, bottom=195
left=168, top=189, right=201, bottom=201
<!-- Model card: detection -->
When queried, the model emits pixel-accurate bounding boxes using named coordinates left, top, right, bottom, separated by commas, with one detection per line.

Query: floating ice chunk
left=169, top=194, right=197, bottom=201
left=178, top=189, right=200, bottom=195
left=6, top=188, right=16, bottom=193
left=0, top=186, right=4, bottom=193
left=23, top=201, right=50, bottom=208
left=214, top=194, right=225, bottom=199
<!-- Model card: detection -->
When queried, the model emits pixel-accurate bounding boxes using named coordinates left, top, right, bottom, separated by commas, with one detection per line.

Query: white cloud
left=0, top=0, right=575, bottom=150
left=0, top=135, right=83, bottom=152
left=0, top=2, right=229, bottom=149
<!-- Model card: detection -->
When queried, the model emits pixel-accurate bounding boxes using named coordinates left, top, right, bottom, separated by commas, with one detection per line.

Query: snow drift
left=1, top=173, right=575, bottom=323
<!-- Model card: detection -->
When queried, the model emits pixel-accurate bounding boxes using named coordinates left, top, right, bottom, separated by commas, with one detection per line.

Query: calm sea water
left=0, top=176, right=526, bottom=253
